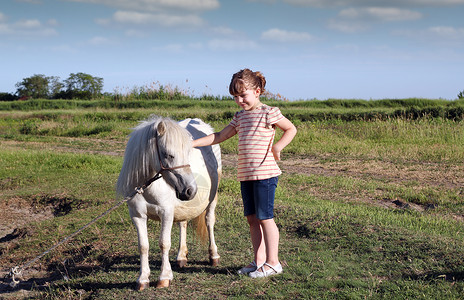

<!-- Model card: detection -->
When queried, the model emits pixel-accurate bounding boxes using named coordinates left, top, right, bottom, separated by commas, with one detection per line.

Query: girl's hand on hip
left=272, top=145, right=282, bottom=161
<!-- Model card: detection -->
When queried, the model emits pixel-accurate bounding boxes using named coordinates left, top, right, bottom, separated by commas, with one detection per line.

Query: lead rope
left=6, top=176, right=159, bottom=289
left=7, top=194, right=131, bottom=288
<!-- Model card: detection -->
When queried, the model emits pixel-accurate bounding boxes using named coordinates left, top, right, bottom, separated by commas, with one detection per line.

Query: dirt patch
left=0, top=197, right=53, bottom=240
left=0, top=194, right=87, bottom=240
left=1, top=138, right=123, bottom=247
left=222, top=153, right=464, bottom=190
left=221, top=153, right=464, bottom=213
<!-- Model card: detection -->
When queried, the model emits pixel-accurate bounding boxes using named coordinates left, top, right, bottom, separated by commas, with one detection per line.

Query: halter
left=134, top=133, right=191, bottom=194
left=155, top=133, right=191, bottom=173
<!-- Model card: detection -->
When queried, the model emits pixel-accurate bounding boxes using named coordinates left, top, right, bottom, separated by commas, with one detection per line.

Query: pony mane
left=116, top=115, right=192, bottom=197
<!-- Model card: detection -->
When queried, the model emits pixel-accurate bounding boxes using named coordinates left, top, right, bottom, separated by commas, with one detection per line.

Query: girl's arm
left=192, top=124, right=236, bottom=148
left=272, top=117, right=297, bottom=161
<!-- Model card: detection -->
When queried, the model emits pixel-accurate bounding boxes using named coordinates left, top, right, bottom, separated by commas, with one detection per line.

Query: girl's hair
left=229, top=68, right=266, bottom=96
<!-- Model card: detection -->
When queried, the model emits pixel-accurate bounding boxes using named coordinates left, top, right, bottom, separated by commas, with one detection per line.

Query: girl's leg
left=241, top=181, right=266, bottom=267
left=247, top=214, right=266, bottom=266
left=254, top=177, right=280, bottom=269
left=260, top=218, right=280, bottom=269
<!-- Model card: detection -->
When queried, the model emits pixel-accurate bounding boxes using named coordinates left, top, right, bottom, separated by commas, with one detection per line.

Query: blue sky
left=1, top=0, right=464, bottom=100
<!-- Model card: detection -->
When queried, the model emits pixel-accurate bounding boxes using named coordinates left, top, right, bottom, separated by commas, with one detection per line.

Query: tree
left=49, top=76, right=64, bottom=97
left=458, top=90, right=464, bottom=99
left=15, top=74, right=52, bottom=99
left=64, top=72, right=103, bottom=99
left=15, top=72, right=105, bottom=100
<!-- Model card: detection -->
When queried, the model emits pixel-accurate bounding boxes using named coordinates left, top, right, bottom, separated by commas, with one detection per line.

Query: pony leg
left=176, top=221, right=188, bottom=268
left=206, top=194, right=220, bottom=266
left=157, top=212, right=174, bottom=288
left=132, top=215, right=151, bottom=291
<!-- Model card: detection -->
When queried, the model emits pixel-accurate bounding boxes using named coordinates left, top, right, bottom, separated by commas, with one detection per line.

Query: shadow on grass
left=172, top=259, right=232, bottom=276
left=406, top=270, right=464, bottom=282
left=1, top=253, right=231, bottom=295
left=1, top=254, right=139, bottom=294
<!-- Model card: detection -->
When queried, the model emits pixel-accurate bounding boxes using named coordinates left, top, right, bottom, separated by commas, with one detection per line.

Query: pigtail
left=229, top=68, right=267, bottom=95
left=254, top=71, right=266, bottom=94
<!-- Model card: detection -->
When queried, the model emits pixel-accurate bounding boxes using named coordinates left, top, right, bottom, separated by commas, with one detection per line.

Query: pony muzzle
left=178, top=184, right=197, bottom=201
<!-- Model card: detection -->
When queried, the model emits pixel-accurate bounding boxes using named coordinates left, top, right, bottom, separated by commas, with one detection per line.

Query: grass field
left=0, top=98, right=463, bottom=299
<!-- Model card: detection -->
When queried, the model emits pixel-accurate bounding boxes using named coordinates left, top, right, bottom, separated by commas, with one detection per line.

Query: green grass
left=2, top=162, right=462, bottom=299
left=2, top=107, right=463, bottom=162
left=0, top=99, right=463, bottom=299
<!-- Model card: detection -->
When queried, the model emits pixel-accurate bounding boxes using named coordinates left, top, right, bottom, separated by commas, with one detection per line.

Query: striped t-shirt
left=229, top=104, right=284, bottom=181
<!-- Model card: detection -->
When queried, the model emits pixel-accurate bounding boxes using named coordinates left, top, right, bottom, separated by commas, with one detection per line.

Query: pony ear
left=157, top=120, right=166, bottom=136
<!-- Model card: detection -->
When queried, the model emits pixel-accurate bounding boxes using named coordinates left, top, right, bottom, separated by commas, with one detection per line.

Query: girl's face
left=233, top=88, right=261, bottom=111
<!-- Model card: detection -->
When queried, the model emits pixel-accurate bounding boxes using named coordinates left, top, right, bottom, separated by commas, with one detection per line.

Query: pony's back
left=178, top=118, right=222, bottom=173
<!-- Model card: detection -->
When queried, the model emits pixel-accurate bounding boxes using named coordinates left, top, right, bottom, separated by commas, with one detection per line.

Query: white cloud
left=283, top=0, right=345, bottom=7
left=210, top=26, right=236, bottom=36
left=0, top=12, right=7, bottom=23
left=327, top=20, right=368, bottom=33
left=50, top=44, right=78, bottom=53
left=113, top=11, right=154, bottom=24
left=261, top=28, right=313, bottom=42
left=88, top=36, right=111, bottom=45
left=16, top=0, right=43, bottom=3
left=394, top=26, right=464, bottom=42
left=428, top=26, right=464, bottom=38
left=283, top=0, right=464, bottom=7
left=333, top=43, right=360, bottom=53
left=188, top=42, right=204, bottom=50
left=64, top=0, right=220, bottom=12
left=109, top=10, right=204, bottom=27
left=329, top=7, right=422, bottom=33
left=339, top=7, right=422, bottom=21
left=47, top=19, right=59, bottom=26
left=246, top=0, right=277, bottom=3
left=95, top=18, right=110, bottom=26
left=387, top=0, right=464, bottom=5
left=0, top=15, right=58, bottom=36
left=151, top=42, right=205, bottom=52
left=207, top=39, right=259, bottom=51
left=16, top=19, right=42, bottom=29
left=124, top=29, right=148, bottom=38
left=152, top=43, right=184, bottom=53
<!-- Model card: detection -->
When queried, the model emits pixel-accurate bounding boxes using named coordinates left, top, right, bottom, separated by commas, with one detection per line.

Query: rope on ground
left=6, top=193, right=135, bottom=288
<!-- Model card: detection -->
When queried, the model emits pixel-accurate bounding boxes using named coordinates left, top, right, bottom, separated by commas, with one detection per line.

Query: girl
left=192, top=69, right=297, bottom=278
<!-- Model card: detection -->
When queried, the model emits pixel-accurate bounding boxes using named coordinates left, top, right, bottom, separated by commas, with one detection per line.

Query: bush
left=19, top=120, right=39, bottom=135
left=0, top=92, right=18, bottom=101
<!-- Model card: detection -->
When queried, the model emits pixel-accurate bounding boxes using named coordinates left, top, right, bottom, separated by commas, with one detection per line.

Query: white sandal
left=249, top=262, right=283, bottom=278
left=237, top=261, right=261, bottom=275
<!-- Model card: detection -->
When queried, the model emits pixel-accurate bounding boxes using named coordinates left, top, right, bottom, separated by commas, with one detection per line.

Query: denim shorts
left=240, top=176, right=278, bottom=220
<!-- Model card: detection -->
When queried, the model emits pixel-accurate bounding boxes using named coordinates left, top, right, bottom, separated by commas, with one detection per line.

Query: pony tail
left=192, top=211, right=208, bottom=245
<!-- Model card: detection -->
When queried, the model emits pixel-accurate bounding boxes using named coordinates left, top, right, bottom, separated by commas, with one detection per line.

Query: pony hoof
left=177, top=259, right=187, bottom=268
left=136, top=282, right=149, bottom=291
left=156, top=279, right=171, bottom=288
left=210, top=258, right=220, bottom=267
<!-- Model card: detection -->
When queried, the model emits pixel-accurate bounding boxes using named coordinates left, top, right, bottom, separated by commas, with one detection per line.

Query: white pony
left=116, top=116, right=221, bottom=290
